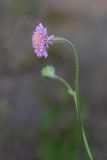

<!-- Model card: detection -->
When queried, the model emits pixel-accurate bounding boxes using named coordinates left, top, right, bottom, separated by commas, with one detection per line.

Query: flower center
left=35, top=32, right=43, bottom=45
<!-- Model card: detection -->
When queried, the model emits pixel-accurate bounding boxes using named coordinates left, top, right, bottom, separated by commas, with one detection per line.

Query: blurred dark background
left=0, top=0, right=107, bottom=159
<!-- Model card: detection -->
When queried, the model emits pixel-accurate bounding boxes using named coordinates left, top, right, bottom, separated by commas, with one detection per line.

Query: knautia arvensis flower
left=32, top=23, right=94, bottom=160
left=32, top=23, right=54, bottom=58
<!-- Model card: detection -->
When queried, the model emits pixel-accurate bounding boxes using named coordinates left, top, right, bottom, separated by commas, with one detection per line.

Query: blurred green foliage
left=38, top=105, right=82, bottom=160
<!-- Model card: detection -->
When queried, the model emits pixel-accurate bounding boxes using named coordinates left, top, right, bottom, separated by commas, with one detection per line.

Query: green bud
left=41, top=65, right=55, bottom=78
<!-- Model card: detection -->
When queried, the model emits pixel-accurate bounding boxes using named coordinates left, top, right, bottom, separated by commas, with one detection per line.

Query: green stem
left=54, top=75, right=74, bottom=96
left=53, top=37, right=94, bottom=160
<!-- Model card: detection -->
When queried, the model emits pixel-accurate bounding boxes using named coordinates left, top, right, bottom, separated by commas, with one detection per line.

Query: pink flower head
left=32, top=23, right=54, bottom=58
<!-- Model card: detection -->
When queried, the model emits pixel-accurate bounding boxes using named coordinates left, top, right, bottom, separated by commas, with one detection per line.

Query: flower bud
left=41, top=65, right=55, bottom=78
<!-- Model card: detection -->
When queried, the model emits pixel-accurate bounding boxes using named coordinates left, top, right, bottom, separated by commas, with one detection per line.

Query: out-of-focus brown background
left=0, top=0, right=107, bottom=159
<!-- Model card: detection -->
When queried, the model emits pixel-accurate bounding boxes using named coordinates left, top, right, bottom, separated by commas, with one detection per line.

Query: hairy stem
left=53, top=37, right=94, bottom=160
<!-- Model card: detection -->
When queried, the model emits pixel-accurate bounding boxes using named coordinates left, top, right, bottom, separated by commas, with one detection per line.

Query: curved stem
left=54, top=75, right=72, bottom=91
left=53, top=37, right=94, bottom=160
left=54, top=75, right=74, bottom=96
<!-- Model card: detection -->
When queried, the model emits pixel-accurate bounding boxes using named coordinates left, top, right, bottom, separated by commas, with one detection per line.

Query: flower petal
left=32, top=23, right=54, bottom=58
left=42, top=50, right=48, bottom=58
